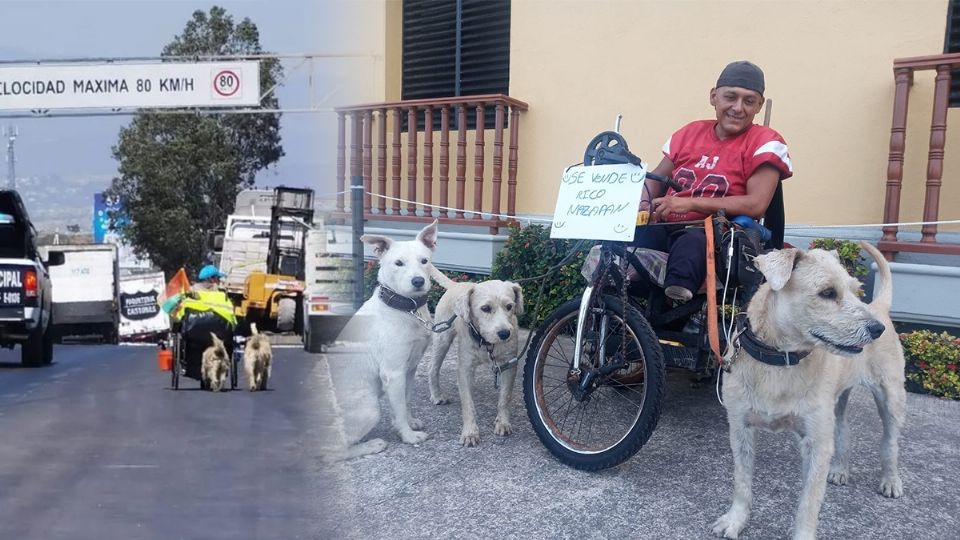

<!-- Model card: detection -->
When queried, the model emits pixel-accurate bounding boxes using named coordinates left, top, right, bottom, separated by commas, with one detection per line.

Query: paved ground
left=321, top=335, right=960, bottom=540
left=0, top=343, right=342, bottom=540
left=3, top=339, right=958, bottom=539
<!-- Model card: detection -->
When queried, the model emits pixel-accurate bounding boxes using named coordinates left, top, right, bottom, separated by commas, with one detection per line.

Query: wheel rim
left=533, top=307, right=648, bottom=454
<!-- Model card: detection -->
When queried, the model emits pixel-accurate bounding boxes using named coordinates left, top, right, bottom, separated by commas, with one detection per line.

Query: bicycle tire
left=523, top=295, right=665, bottom=471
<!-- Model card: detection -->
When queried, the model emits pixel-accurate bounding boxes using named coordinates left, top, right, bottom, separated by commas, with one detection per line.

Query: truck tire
left=277, top=297, right=296, bottom=333
left=42, top=329, right=54, bottom=365
left=21, top=329, right=44, bottom=367
left=304, top=320, right=325, bottom=353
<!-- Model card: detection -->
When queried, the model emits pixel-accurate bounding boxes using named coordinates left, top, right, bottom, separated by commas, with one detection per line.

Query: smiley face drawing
left=553, top=220, right=566, bottom=229
left=613, top=223, right=628, bottom=234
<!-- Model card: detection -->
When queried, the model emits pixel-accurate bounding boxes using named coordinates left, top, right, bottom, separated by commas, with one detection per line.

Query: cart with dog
left=164, top=290, right=242, bottom=391
left=523, top=126, right=784, bottom=471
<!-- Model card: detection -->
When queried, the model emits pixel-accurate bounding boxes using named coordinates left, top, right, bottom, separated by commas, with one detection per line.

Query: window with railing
left=944, top=0, right=960, bottom=106
left=402, top=0, right=511, bottom=129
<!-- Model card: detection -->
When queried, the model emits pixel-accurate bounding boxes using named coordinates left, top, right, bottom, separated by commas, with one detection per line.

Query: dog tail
left=429, top=264, right=457, bottom=289
left=250, top=322, right=259, bottom=336
left=861, top=241, right=892, bottom=311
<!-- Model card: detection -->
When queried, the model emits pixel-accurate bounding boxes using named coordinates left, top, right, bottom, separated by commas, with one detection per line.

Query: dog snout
left=867, top=320, right=886, bottom=340
left=411, top=276, right=426, bottom=289
left=497, top=329, right=512, bottom=341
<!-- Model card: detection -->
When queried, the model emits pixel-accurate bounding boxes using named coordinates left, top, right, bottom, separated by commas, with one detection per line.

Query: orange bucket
left=157, top=349, right=173, bottom=371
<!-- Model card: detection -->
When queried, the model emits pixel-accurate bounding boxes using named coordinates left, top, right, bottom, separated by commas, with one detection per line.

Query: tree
left=108, top=6, right=283, bottom=276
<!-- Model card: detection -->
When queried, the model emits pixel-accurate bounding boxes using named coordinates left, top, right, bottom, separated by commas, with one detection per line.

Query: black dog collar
left=467, top=321, right=493, bottom=351
left=736, top=313, right=810, bottom=367
left=377, top=284, right=428, bottom=312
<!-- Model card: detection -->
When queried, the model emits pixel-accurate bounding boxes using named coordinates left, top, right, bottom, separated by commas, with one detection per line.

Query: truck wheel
left=304, top=320, right=325, bottom=353
left=21, top=329, right=44, bottom=367
left=42, top=328, right=54, bottom=365
left=277, top=298, right=296, bottom=333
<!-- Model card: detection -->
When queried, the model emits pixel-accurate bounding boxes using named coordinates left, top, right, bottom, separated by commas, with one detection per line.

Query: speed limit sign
left=212, top=69, right=240, bottom=98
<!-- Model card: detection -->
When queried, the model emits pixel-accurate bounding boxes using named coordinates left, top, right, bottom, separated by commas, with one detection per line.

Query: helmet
left=198, top=264, right=226, bottom=281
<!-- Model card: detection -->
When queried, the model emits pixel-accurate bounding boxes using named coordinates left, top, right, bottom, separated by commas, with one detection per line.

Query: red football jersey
left=659, top=120, right=793, bottom=221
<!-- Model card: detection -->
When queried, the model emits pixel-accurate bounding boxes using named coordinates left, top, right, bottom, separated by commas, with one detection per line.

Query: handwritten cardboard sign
left=549, top=163, right=647, bottom=241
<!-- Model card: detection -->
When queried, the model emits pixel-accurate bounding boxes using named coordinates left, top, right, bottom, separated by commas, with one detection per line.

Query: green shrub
left=490, top=223, right=589, bottom=328
left=901, top=330, right=960, bottom=399
left=808, top=238, right=868, bottom=281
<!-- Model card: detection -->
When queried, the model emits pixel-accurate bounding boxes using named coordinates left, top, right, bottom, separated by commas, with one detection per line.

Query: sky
left=0, top=0, right=374, bottom=232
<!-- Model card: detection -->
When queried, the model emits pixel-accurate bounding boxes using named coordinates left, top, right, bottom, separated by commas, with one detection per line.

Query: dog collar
left=735, top=313, right=810, bottom=367
left=467, top=321, right=493, bottom=351
left=377, top=284, right=429, bottom=312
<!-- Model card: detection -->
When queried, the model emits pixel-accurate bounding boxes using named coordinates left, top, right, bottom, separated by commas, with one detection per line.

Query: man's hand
left=652, top=195, right=695, bottom=222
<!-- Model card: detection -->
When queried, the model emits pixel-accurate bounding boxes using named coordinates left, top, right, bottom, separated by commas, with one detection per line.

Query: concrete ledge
left=327, top=224, right=507, bottom=274
left=879, top=261, right=960, bottom=328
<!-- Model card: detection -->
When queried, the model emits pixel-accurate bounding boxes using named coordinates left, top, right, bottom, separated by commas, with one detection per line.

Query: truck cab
left=0, top=190, right=64, bottom=366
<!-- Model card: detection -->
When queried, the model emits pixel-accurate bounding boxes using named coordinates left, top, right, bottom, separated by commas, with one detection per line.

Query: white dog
left=201, top=332, right=231, bottom=392
left=327, top=220, right=438, bottom=460
left=428, top=266, right=523, bottom=446
left=712, top=241, right=905, bottom=540
left=244, top=323, right=272, bottom=391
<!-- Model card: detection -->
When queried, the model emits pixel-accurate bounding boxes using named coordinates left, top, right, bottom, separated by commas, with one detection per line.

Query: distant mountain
left=14, top=173, right=111, bottom=235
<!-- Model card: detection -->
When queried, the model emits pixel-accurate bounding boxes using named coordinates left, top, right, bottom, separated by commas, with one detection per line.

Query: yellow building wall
left=374, top=0, right=958, bottom=230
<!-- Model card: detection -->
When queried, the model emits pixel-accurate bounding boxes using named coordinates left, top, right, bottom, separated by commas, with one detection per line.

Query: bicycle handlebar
left=644, top=172, right=683, bottom=192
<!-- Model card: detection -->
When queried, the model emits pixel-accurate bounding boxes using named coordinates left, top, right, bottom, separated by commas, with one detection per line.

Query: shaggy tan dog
left=244, top=323, right=272, bottom=391
left=428, top=265, right=523, bottom=446
left=201, top=332, right=231, bottom=392
left=713, top=241, right=905, bottom=540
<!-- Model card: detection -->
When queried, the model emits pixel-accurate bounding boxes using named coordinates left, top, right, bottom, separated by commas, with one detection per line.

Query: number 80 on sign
left=212, top=69, right=241, bottom=98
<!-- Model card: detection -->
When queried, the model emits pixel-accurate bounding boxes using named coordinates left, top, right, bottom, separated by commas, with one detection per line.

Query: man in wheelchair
left=634, top=60, right=793, bottom=304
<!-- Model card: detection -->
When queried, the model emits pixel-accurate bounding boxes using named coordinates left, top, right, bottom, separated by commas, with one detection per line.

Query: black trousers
left=630, top=224, right=707, bottom=294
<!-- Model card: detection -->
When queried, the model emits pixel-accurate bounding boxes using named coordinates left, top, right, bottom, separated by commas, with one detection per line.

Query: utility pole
left=4, top=126, right=17, bottom=190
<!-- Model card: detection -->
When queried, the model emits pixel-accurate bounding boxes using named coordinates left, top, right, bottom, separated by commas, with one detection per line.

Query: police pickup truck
left=0, top=190, right=63, bottom=366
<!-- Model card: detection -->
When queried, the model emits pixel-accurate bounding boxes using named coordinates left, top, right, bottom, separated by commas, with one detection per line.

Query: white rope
left=786, top=219, right=960, bottom=230
left=363, top=192, right=553, bottom=224
left=336, top=192, right=960, bottom=232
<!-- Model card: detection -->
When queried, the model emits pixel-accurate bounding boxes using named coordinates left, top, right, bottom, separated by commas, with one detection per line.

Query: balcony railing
left=880, top=53, right=960, bottom=259
left=333, top=94, right=529, bottom=234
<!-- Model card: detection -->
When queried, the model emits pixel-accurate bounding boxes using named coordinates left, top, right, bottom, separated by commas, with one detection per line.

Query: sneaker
left=665, top=285, right=693, bottom=302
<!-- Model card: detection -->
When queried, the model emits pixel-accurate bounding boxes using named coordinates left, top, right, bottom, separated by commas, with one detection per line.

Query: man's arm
left=640, top=156, right=673, bottom=211
left=652, top=163, right=781, bottom=221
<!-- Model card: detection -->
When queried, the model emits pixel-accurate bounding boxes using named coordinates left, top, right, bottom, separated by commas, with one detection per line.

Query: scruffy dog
left=428, top=266, right=524, bottom=446
left=712, top=241, right=905, bottom=540
left=244, top=323, right=272, bottom=391
left=326, top=220, right=438, bottom=460
left=202, top=332, right=231, bottom=392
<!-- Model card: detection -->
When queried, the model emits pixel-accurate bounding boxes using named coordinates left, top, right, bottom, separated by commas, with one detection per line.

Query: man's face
left=710, top=86, right=764, bottom=139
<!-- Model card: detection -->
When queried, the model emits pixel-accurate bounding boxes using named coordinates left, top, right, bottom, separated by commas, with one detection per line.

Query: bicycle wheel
left=523, top=294, right=665, bottom=471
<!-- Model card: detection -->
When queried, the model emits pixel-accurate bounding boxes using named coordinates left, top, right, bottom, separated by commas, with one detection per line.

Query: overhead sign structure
left=550, top=163, right=648, bottom=242
left=0, top=61, right=261, bottom=111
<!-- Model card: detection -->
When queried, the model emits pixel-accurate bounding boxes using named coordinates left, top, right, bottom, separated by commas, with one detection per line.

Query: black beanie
left=715, top=61, right=765, bottom=96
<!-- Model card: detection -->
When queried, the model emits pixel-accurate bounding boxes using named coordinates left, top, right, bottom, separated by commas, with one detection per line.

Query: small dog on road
left=201, top=332, right=231, bottom=392
left=244, top=323, right=272, bottom=391
left=713, top=241, right=905, bottom=540
left=327, top=220, right=439, bottom=460
left=428, top=266, right=524, bottom=446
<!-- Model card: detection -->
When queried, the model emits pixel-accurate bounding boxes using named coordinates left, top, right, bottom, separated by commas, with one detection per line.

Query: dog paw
left=460, top=429, right=481, bottom=447
left=494, top=419, right=512, bottom=436
left=431, top=394, right=450, bottom=405
left=711, top=512, right=746, bottom=539
left=408, top=417, right=424, bottom=430
left=400, top=430, right=429, bottom=445
left=879, top=475, right=903, bottom=498
left=827, top=468, right=849, bottom=486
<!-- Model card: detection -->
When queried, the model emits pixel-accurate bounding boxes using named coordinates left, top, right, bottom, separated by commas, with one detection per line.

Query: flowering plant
left=900, top=330, right=960, bottom=399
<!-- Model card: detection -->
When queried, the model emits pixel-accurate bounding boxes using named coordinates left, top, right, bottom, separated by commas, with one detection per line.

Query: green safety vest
left=173, top=290, right=238, bottom=327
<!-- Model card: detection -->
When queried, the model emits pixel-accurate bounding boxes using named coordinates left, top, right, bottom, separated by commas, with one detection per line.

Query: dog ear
left=209, top=332, right=221, bottom=345
left=417, top=219, right=439, bottom=251
left=754, top=248, right=802, bottom=291
left=510, top=282, right=524, bottom=315
left=454, top=285, right=475, bottom=320
left=361, top=234, right=393, bottom=257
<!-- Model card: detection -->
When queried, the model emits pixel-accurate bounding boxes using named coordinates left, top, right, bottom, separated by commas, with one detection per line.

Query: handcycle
left=168, top=308, right=242, bottom=391
left=522, top=129, right=781, bottom=471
